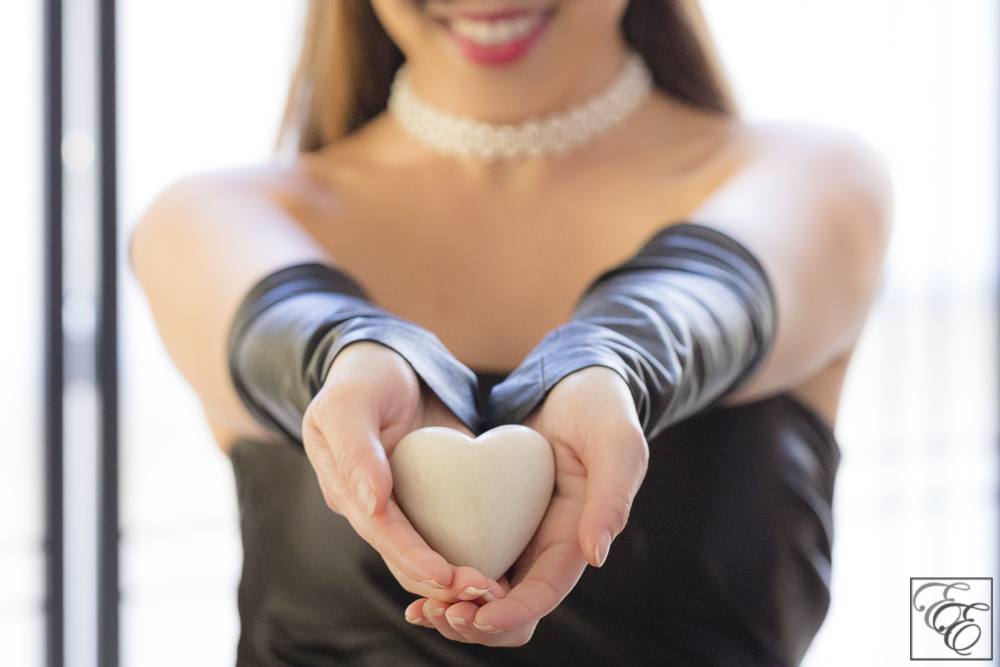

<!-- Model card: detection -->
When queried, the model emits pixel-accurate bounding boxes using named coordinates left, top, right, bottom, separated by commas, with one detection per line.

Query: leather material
left=228, top=263, right=481, bottom=442
left=231, top=389, right=839, bottom=667
left=486, top=223, right=777, bottom=438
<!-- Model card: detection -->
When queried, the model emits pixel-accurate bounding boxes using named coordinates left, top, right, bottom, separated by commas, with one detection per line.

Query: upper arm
left=688, top=124, right=893, bottom=401
left=130, top=168, right=334, bottom=449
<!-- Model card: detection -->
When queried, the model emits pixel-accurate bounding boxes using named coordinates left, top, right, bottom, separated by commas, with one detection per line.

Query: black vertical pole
left=96, top=0, right=119, bottom=665
left=43, top=0, right=64, bottom=665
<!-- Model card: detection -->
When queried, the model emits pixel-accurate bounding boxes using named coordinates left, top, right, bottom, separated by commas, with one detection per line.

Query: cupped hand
left=405, top=366, right=649, bottom=645
left=301, top=341, right=506, bottom=605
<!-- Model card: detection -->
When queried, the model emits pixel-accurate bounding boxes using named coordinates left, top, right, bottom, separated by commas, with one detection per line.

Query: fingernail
left=461, top=586, right=489, bottom=599
left=356, top=479, right=376, bottom=517
left=447, top=615, right=469, bottom=629
left=426, top=606, right=446, bottom=618
left=473, top=622, right=501, bottom=634
left=425, top=579, right=447, bottom=590
left=595, top=531, right=612, bottom=567
left=405, top=614, right=423, bottom=625
left=482, top=591, right=499, bottom=603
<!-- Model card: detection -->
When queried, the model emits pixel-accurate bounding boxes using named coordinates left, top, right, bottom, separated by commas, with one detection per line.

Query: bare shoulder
left=744, top=120, right=884, bottom=160
left=135, top=162, right=323, bottom=228
left=745, top=121, right=893, bottom=226
left=134, top=166, right=275, bottom=248
left=698, top=121, right=894, bottom=273
left=132, top=161, right=336, bottom=272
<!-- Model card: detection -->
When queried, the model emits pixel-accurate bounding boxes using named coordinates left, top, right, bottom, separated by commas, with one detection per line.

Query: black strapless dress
left=230, top=375, right=838, bottom=667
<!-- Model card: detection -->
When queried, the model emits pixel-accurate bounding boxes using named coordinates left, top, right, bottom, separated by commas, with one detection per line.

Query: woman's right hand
left=300, top=341, right=507, bottom=606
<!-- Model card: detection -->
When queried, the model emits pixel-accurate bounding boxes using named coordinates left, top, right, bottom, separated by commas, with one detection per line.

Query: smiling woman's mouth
left=441, top=11, right=553, bottom=66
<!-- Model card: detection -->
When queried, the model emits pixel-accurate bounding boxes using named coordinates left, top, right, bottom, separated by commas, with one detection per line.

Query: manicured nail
left=482, top=591, right=499, bottom=603
left=473, top=622, right=501, bottom=634
left=461, top=586, right=489, bottom=599
left=425, top=606, right=446, bottom=618
left=405, top=614, right=423, bottom=625
left=595, top=531, right=612, bottom=567
left=425, top=579, right=447, bottom=590
left=356, top=479, right=376, bottom=517
left=447, top=616, right=469, bottom=628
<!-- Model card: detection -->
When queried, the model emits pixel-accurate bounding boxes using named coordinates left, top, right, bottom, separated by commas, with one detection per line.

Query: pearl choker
left=388, top=53, right=653, bottom=161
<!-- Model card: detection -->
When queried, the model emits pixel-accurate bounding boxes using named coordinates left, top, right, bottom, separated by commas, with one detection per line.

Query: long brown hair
left=280, top=0, right=736, bottom=153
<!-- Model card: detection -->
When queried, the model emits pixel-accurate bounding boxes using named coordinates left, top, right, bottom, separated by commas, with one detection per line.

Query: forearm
left=228, top=263, right=480, bottom=442
left=488, top=223, right=777, bottom=438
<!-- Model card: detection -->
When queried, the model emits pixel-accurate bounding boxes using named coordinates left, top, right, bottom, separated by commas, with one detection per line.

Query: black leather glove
left=227, top=263, right=480, bottom=444
left=486, top=223, right=777, bottom=438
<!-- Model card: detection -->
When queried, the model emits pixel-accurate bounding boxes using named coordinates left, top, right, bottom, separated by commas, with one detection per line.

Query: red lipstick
left=445, top=11, right=551, bottom=67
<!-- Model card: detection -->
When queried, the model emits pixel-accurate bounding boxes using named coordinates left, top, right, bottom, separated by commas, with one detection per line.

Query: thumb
left=306, top=342, right=423, bottom=518
left=304, top=381, right=394, bottom=519
left=577, top=425, right=648, bottom=567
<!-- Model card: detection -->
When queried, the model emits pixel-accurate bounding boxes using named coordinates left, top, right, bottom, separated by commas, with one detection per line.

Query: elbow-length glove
left=227, top=263, right=480, bottom=444
left=486, top=223, right=777, bottom=439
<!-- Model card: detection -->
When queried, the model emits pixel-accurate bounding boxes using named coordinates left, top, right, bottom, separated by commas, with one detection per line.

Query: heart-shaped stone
left=390, top=425, right=555, bottom=581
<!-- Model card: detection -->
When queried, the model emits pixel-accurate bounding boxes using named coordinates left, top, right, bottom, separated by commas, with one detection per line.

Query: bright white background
left=0, top=1, right=44, bottom=666
left=1, top=1, right=997, bottom=665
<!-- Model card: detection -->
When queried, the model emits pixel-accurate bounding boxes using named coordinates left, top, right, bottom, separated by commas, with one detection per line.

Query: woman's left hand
left=403, top=366, right=649, bottom=646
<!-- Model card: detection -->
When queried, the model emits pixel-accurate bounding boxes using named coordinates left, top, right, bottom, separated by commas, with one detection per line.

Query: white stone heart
left=390, top=425, right=555, bottom=581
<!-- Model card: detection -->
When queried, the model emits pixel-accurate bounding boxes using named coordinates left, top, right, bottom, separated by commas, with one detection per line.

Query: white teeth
left=449, top=14, right=544, bottom=46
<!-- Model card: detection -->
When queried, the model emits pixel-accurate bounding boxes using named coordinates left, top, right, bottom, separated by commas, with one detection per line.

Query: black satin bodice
left=230, top=383, right=838, bottom=667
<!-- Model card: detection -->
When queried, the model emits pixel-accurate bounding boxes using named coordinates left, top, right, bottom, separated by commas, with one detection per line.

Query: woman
left=131, top=0, right=891, bottom=664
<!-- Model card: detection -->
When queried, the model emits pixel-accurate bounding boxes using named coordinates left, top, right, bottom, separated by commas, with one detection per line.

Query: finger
left=472, top=535, right=587, bottom=633
left=384, top=559, right=451, bottom=602
left=307, top=342, right=423, bottom=518
left=356, top=497, right=455, bottom=587
left=452, top=567, right=505, bottom=602
left=423, top=599, right=471, bottom=643
left=444, top=601, right=480, bottom=635
left=404, top=599, right=433, bottom=627
left=306, top=385, right=393, bottom=518
left=384, top=559, right=505, bottom=606
left=577, top=424, right=648, bottom=567
left=305, top=388, right=455, bottom=587
left=481, top=578, right=508, bottom=604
